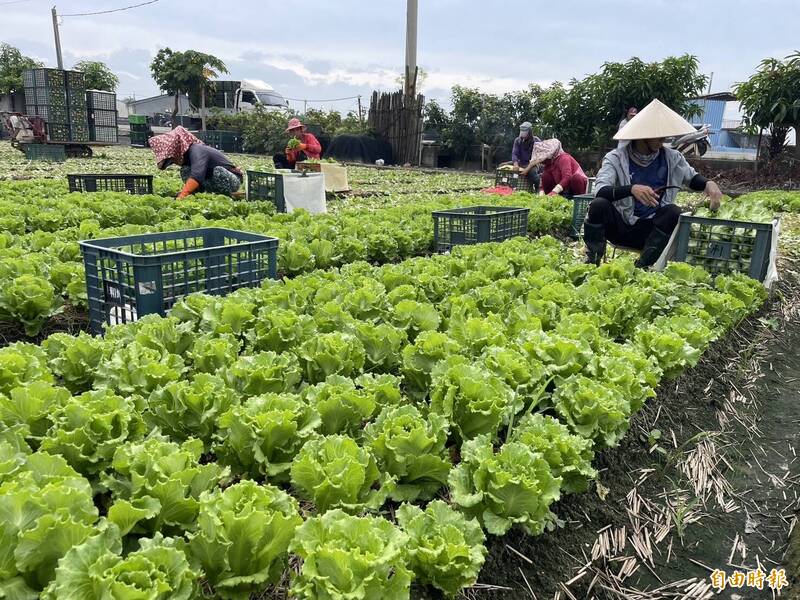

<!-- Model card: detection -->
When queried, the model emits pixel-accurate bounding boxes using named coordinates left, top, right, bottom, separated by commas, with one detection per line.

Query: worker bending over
left=511, top=121, right=542, bottom=190
left=273, top=118, right=322, bottom=169
left=522, top=139, right=588, bottom=197
left=149, top=127, right=243, bottom=199
left=585, top=99, right=722, bottom=268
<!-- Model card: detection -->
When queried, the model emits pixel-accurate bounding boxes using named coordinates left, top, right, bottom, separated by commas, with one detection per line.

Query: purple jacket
left=512, top=135, right=542, bottom=165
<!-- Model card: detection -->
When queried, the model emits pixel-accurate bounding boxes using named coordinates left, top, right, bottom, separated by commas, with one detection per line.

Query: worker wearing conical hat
left=584, top=99, right=722, bottom=267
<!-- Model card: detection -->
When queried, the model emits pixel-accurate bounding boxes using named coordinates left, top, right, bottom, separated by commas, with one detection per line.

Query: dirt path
left=465, top=266, right=800, bottom=600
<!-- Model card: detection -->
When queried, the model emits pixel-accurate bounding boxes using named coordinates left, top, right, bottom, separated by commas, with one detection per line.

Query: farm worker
left=511, top=122, right=542, bottom=189
left=273, top=118, right=322, bottom=169
left=521, top=138, right=588, bottom=197
left=149, top=126, right=243, bottom=199
left=618, top=106, right=638, bottom=130
left=617, top=106, right=638, bottom=148
left=584, top=99, right=722, bottom=267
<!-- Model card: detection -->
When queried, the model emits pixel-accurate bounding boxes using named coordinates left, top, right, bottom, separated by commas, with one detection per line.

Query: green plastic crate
left=80, top=228, right=279, bottom=334
left=247, top=170, right=286, bottom=211
left=23, top=144, right=66, bottom=162
left=673, top=215, right=775, bottom=282
left=494, top=169, right=534, bottom=192
left=432, top=206, right=530, bottom=252
left=128, top=114, right=148, bottom=125
left=570, top=194, right=593, bottom=239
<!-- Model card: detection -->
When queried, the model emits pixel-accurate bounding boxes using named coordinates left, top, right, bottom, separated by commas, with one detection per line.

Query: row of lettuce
left=0, top=178, right=570, bottom=337
left=0, top=235, right=768, bottom=599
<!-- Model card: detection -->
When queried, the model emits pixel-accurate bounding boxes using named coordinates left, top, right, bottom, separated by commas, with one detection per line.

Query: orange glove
left=177, top=177, right=200, bottom=199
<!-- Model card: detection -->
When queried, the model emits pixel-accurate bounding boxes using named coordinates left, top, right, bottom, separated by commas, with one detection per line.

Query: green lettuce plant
left=290, top=434, right=394, bottom=513
left=288, top=509, right=412, bottom=600
left=364, top=404, right=452, bottom=501
left=449, top=434, right=561, bottom=536
left=187, top=480, right=303, bottom=600
left=41, top=523, right=197, bottom=600
left=396, top=500, right=486, bottom=597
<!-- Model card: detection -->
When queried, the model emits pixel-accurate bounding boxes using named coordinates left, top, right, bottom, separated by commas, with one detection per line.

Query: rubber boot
left=635, top=227, right=671, bottom=269
left=583, top=223, right=606, bottom=266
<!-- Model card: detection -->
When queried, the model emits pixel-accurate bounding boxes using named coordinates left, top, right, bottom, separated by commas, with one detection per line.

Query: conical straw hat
left=614, top=98, right=697, bottom=140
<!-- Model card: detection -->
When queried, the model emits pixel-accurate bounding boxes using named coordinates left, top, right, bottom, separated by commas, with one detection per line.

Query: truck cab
left=213, top=79, right=288, bottom=113
left=237, top=81, right=288, bottom=112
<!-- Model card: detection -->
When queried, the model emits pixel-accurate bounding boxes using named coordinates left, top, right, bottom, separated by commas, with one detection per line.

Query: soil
left=460, top=266, right=800, bottom=600
left=0, top=303, right=89, bottom=348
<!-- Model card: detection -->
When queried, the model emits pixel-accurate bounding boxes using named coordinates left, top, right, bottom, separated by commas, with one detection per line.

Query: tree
left=539, top=55, right=708, bottom=151
left=0, top=43, right=42, bottom=95
left=73, top=60, right=119, bottom=91
left=150, top=48, right=228, bottom=127
left=734, top=52, right=800, bottom=158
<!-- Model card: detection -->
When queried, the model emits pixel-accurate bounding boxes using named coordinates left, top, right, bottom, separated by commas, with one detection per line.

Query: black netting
left=324, top=134, right=394, bottom=165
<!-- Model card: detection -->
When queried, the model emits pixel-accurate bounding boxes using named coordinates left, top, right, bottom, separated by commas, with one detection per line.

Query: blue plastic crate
left=80, top=228, right=279, bottom=334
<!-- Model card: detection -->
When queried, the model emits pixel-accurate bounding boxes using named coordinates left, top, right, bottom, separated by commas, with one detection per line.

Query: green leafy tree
left=734, top=52, right=800, bottom=157
left=150, top=48, right=228, bottom=126
left=539, top=55, right=707, bottom=150
left=72, top=60, right=119, bottom=91
left=0, top=43, right=42, bottom=96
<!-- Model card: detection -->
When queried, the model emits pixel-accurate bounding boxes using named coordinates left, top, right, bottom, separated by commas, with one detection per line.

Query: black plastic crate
left=673, top=215, right=776, bottom=282
left=65, top=70, right=85, bottom=89
left=197, top=130, right=243, bottom=153
left=68, top=174, right=153, bottom=195
left=90, top=125, right=119, bottom=143
left=570, top=194, right=593, bottom=239
left=432, top=206, right=530, bottom=252
left=80, top=228, right=279, bottom=334
left=25, top=87, right=66, bottom=106
left=48, top=123, right=71, bottom=142
left=130, top=123, right=150, bottom=132
left=129, top=131, right=152, bottom=147
left=87, top=90, right=117, bottom=111
left=89, top=109, right=118, bottom=127
left=29, top=105, right=68, bottom=123
left=494, top=169, right=534, bottom=193
left=24, top=68, right=65, bottom=89
left=246, top=170, right=286, bottom=211
left=71, top=124, right=90, bottom=142
left=23, top=144, right=66, bottom=162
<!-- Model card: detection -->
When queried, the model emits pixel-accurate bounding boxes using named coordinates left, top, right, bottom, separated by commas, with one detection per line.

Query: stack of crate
left=88, top=90, right=119, bottom=143
left=66, top=70, right=89, bottom=142
left=23, top=68, right=90, bottom=142
left=212, top=80, right=239, bottom=109
left=24, top=68, right=69, bottom=141
left=128, top=115, right=152, bottom=147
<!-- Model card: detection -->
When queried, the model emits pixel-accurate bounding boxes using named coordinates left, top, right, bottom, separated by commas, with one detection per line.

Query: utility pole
left=357, top=95, right=364, bottom=131
left=404, top=0, right=418, bottom=98
left=52, top=6, right=64, bottom=69
left=707, top=72, right=713, bottom=94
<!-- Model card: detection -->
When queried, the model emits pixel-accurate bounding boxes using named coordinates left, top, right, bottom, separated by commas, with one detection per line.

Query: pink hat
left=285, top=118, right=304, bottom=133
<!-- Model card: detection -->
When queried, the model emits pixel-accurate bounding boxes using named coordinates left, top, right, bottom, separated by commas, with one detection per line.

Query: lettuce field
left=0, top=142, right=797, bottom=599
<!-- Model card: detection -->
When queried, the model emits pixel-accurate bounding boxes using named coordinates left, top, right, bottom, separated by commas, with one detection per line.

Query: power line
left=60, top=0, right=160, bottom=17
left=284, top=95, right=361, bottom=103
left=0, top=0, right=33, bottom=6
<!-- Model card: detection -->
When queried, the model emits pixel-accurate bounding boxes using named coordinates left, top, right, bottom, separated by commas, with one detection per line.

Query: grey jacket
left=594, top=146, right=698, bottom=225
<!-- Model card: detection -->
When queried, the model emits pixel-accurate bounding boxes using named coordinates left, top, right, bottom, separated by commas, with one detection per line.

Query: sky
left=3, top=0, right=799, bottom=119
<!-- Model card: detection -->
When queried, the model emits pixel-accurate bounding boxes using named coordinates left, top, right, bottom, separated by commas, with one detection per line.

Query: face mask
left=519, top=130, right=529, bottom=139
